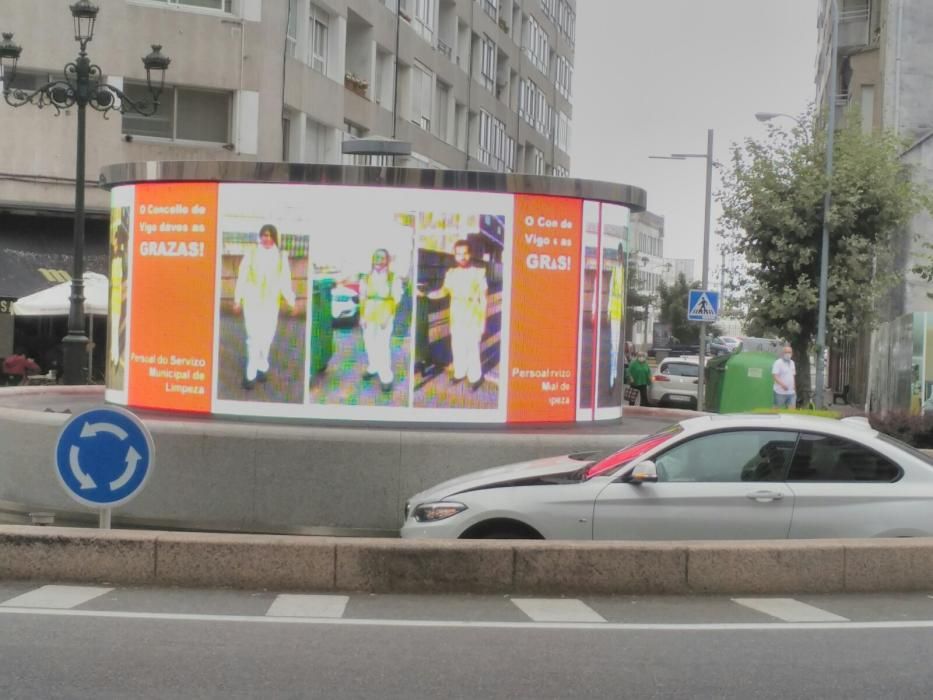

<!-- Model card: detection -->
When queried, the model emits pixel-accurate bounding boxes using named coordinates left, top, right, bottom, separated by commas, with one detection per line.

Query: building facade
left=627, top=210, right=695, bottom=349
left=0, top=0, right=576, bottom=360
left=815, top=0, right=933, bottom=412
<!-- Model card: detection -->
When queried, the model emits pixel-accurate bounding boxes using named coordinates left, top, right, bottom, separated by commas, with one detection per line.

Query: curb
left=3, top=525, right=933, bottom=595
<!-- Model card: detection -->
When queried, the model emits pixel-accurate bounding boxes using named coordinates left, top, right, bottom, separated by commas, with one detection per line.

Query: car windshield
left=583, top=424, right=684, bottom=479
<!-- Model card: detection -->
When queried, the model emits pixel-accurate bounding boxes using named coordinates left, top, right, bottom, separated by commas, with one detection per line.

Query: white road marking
left=266, top=594, right=349, bottom=618
left=1, top=606, right=932, bottom=631
left=511, top=598, right=606, bottom=623
left=0, top=585, right=113, bottom=609
left=732, top=598, right=849, bottom=623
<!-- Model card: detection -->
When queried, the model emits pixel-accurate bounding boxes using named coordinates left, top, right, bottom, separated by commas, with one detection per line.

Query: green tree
left=718, top=111, right=929, bottom=397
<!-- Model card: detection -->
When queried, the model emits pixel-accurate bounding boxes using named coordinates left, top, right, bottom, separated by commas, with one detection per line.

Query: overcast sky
left=571, top=0, right=818, bottom=283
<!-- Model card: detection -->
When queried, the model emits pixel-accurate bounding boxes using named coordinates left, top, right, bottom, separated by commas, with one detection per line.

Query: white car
left=648, top=356, right=699, bottom=409
left=401, top=414, right=933, bottom=540
left=330, top=284, right=359, bottom=324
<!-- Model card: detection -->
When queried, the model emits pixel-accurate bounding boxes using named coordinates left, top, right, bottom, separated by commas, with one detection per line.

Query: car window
left=662, top=363, right=698, bottom=378
left=654, top=430, right=797, bottom=482
left=788, top=433, right=901, bottom=482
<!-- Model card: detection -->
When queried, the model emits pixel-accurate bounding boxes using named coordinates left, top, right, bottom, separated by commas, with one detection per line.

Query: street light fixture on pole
left=650, top=129, right=715, bottom=411
left=755, top=0, right=836, bottom=409
left=0, top=1, right=170, bottom=385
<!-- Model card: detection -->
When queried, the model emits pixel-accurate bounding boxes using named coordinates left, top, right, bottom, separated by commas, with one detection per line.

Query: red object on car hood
left=585, top=430, right=680, bottom=479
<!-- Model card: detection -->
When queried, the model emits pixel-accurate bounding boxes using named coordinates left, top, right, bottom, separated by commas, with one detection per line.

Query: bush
left=867, top=411, right=933, bottom=448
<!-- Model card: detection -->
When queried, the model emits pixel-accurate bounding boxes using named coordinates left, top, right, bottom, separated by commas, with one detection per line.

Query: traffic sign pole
left=99, top=508, right=111, bottom=530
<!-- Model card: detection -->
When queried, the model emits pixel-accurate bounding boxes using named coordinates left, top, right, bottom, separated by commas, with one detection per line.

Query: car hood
left=408, top=452, right=599, bottom=504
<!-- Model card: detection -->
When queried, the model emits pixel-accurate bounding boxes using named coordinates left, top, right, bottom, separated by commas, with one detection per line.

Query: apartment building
left=0, top=0, right=576, bottom=357
left=815, top=0, right=933, bottom=412
left=627, top=210, right=695, bottom=348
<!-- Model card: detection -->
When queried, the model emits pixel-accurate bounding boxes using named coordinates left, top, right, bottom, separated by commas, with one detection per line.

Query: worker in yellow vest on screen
left=360, top=248, right=403, bottom=393
left=608, top=243, right=625, bottom=389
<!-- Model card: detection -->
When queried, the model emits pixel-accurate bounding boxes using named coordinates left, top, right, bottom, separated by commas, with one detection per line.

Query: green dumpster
left=717, top=351, right=778, bottom=413
left=310, top=278, right=334, bottom=374
left=704, top=353, right=730, bottom=412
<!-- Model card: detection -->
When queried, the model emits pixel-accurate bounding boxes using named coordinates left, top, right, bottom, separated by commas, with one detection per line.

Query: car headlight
left=412, top=502, right=467, bottom=523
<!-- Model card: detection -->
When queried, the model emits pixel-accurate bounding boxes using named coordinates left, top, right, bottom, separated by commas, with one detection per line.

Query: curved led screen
left=104, top=181, right=632, bottom=424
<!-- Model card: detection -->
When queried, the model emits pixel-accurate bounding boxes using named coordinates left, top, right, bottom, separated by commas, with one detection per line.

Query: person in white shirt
left=771, top=344, right=796, bottom=408
left=420, top=240, right=488, bottom=391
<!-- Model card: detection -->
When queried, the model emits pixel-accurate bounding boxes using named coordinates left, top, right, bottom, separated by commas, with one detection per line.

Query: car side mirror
left=624, top=460, right=658, bottom=484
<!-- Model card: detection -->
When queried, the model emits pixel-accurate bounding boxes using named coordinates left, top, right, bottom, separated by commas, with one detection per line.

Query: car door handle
left=746, top=490, right=784, bottom=502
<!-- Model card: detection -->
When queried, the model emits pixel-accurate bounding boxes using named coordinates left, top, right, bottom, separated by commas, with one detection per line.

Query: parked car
left=648, top=356, right=699, bottom=409
left=708, top=335, right=742, bottom=356
left=401, top=414, right=933, bottom=540
left=331, top=284, right=359, bottom=324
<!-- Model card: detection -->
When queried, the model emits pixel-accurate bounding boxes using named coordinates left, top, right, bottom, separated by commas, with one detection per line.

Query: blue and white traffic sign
left=687, top=289, right=720, bottom=322
left=54, top=407, right=155, bottom=509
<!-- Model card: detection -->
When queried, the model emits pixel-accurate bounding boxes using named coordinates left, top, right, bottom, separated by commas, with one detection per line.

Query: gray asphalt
left=2, top=585, right=933, bottom=699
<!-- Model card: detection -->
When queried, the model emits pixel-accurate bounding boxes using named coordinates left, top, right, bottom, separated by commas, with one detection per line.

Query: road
left=2, top=582, right=933, bottom=699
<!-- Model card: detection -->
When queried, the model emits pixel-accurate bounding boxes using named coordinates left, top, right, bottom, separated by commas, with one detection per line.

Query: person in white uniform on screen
left=233, top=224, right=297, bottom=390
left=420, top=240, right=488, bottom=391
left=772, top=344, right=796, bottom=409
left=360, top=248, right=403, bottom=393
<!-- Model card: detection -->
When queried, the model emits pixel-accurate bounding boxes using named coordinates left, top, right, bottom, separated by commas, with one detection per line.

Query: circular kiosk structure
left=99, top=163, right=647, bottom=426
left=7, top=162, right=653, bottom=534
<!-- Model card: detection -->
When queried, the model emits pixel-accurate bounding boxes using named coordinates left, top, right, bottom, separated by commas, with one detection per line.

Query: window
left=541, top=0, right=559, bottom=20
left=654, top=430, right=798, bottom=483
left=480, top=0, right=498, bottom=20
left=434, top=81, right=450, bottom=141
left=480, top=35, right=497, bottom=92
left=478, top=109, right=514, bottom=172
left=146, top=0, right=232, bottom=12
left=661, top=362, right=699, bottom=378
left=788, top=433, right=901, bottom=482
left=530, top=146, right=546, bottom=175
left=518, top=78, right=552, bottom=138
left=286, top=0, right=299, bottom=58
left=557, top=0, right=575, bottom=44
left=523, top=16, right=549, bottom=74
left=411, top=62, right=433, bottom=131
left=556, top=55, right=573, bottom=99
left=553, top=164, right=569, bottom=177
left=403, top=0, right=436, bottom=42
left=308, top=3, right=329, bottom=74
left=555, top=110, right=570, bottom=152
left=122, top=83, right=231, bottom=144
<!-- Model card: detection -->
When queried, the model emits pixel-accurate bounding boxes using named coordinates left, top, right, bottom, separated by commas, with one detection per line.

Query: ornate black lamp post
left=0, top=1, right=169, bottom=384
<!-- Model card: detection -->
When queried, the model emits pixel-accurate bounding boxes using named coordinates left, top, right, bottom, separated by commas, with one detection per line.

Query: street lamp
left=0, top=2, right=170, bottom=385
left=650, top=129, right=715, bottom=411
left=755, top=3, right=836, bottom=409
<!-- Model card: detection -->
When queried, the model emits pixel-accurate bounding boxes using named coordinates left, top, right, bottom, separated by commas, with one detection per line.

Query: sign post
left=687, top=289, right=720, bottom=412
left=54, top=406, right=155, bottom=529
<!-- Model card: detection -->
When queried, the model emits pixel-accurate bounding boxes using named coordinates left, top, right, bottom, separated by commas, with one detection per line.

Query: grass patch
left=748, top=407, right=842, bottom=419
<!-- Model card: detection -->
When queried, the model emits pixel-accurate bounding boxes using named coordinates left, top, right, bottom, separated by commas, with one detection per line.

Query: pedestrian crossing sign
left=687, top=290, right=720, bottom=322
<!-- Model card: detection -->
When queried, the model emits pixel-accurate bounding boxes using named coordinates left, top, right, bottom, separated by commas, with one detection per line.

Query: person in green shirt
left=626, top=352, right=653, bottom=407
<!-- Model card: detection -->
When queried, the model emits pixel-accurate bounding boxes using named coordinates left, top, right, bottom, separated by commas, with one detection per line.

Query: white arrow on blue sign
left=687, top=289, right=720, bottom=322
left=54, top=406, right=155, bottom=509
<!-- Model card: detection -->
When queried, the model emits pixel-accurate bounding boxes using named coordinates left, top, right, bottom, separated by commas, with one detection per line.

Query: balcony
left=837, top=5, right=870, bottom=52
